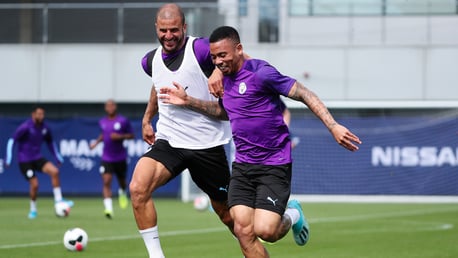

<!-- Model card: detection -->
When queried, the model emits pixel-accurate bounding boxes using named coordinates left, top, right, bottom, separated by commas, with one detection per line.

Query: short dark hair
left=32, top=105, right=44, bottom=112
left=209, top=26, right=240, bottom=45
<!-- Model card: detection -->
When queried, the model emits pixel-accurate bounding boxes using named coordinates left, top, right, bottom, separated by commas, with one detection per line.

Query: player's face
left=155, top=17, right=186, bottom=54
left=32, top=108, right=45, bottom=124
left=105, top=101, right=117, bottom=117
left=210, top=39, right=243, bottom=76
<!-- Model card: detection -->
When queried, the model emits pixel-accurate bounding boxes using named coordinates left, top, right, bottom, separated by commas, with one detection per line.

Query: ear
left=236, top=43, right=243, bottom=56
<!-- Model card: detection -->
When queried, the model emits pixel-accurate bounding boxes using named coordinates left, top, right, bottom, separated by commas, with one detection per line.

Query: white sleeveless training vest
left=151, top=36, right=231, bottom=149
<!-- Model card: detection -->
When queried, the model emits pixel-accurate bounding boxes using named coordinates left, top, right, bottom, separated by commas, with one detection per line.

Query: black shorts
left=19, top=158, right=49, bottom=180
left=100, top=161, right=127, bottom=179
left=228, top=162, right=292, bottom=215
left=142, top=139, right=231, bottom=202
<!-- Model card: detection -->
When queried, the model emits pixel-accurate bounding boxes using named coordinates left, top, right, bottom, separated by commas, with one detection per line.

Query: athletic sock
left=30, top=200, right=37, bottom=212
left=53, top=187, right=63, bottom=202
left=139, top=226, right=165, bottom=258
left=104, top=198, right=113, bottom=212
left=118, top=188, right=125, bottom=195
left=284, top=207, right=300, bottom=225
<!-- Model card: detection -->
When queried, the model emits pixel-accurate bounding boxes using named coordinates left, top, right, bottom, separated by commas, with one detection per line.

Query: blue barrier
left=1, top=113, right=457, bottom=196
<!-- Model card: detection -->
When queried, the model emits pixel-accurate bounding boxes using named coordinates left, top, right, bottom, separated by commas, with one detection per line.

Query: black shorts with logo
left=228, top=162, right=292, bottom=215
left=19, top=158, right=49, bottom=180
left=100, top=160, right=127, bottom=179
left=142, top=139, right=231, bottom=202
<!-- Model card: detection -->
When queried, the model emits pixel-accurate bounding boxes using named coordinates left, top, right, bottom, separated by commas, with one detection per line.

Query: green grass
left=1, top=197, right=458, bottom=258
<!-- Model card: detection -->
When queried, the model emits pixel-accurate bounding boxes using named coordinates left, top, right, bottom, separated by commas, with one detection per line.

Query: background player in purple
left=5, top=106, right=73, bottom=219
left=90, top=99, right=134, bottom=219
left=160, top=26, right=362, bottom=258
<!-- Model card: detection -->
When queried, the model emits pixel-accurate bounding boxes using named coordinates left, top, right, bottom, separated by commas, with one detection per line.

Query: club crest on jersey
left=238, top=82, right=247, bottom=94
left=114, top=122, right=121, bottom=131
left=42, top=128, right=47, bottom=135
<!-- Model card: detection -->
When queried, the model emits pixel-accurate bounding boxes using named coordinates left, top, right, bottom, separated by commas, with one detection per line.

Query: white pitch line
left=0, top=227, right=226, bottom=250
left=309, top=206, right=458, bottom=223
left=1, top=207, right=456, bottom=250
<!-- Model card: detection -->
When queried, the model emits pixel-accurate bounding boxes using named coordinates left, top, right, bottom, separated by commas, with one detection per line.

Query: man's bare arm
left=142, top=85, right=159, bottom=145
left=160, top=82, right=228, bottom=120
left=287, top=81, right=361, bottom=151
left=287, top=81, right=337, bottom=131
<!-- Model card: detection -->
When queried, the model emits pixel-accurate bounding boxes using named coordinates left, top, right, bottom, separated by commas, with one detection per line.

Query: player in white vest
left=129, top=4, right=233, bottom=258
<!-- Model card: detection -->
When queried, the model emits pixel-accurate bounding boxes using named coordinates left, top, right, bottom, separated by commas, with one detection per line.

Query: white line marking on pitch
left=0, top=227, right=225, bottom=250
left=1, top=206, right=456, bottom=250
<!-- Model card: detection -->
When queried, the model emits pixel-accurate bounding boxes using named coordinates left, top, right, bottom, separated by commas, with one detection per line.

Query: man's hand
left=329, top=124, right=362, bottom=152
left=110, top=132, right=125, bottom=141
left=159, top=82, right=188, bottom=106
left=208, top=68, right=224, bottom=98
left=142, top=123, right=155, bottom=145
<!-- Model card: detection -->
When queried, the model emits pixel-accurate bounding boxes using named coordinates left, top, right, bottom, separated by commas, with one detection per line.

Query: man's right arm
left=159, top=82, right=228, bottom=120
left=142, top=85, right=159, bottom=145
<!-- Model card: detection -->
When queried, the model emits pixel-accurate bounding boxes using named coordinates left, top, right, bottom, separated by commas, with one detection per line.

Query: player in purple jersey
left=160, top=26, right=362, bottom=258
left=129, top=4, right=235, bottom=258
left=5, top=106, right=73, bottom=219
left=90, top=99, right=134, bottom=219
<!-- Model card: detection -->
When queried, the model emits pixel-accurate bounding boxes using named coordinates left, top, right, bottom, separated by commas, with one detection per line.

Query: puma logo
left=218, top=185, right=228, bottom=192
left=267, top=196, right=278, bottom=206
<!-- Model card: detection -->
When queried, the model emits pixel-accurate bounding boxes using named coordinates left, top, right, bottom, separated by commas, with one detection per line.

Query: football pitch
left=1, top=197, right=458, bottom=258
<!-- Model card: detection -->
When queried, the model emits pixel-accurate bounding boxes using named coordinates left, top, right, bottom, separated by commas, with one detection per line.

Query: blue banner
left=290, top=112, right=458, bottom=195
left=0, top=117, right=180, bottom=196
left=1, top=113, right=457, bottom=196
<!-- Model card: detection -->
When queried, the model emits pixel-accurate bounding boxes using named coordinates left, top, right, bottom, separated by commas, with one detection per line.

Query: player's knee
left=233, top=222, right=255, bottom=239
left=254, top=224, right=277, bottom=242
left=129, top=179, right=150, bottom=202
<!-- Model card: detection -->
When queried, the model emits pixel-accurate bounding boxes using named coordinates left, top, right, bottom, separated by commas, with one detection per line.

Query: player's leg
left=129, top=156, right=171, bottom=258
left=252, top=163, right=309, bottom=245
left=101, top=167, right=114, bottom=218
left=253, top=209, right=290, bottom=242
left=20, top=162, right=39, bottom=218
left=114, top=161, right=129, bottom=209
left=187, top=145, right=234, bottom=233
left=41, top=159, right=74, bottom=207
left=228, top=162, right=270, bottom=257
left=130, top=157, right=170, bottom=228
left=231, top=205, right=269, bottom=258
left=28, top=176, right=39, bottom=219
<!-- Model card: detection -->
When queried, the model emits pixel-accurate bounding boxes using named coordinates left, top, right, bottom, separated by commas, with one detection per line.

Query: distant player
left=5, top=106, right=73, bottom=219
left=90, top=99, right=134, bottom=219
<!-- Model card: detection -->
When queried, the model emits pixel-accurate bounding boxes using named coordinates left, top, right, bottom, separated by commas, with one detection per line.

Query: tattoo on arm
left=289, top=82, right=337, bottom=130
left=186, top=97, right=228, bottom=120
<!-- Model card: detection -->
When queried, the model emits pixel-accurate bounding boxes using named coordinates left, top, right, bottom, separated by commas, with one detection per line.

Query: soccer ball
left=55, top=201, right=71, bottom=217
left=63, top=228, right=88, bottom=251
left=193, top=195, right=210, bottom=211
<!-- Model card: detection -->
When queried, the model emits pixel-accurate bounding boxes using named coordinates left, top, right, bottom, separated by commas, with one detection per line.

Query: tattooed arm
left=159, top=81, right=228, bottom=120
left=287, top=81, right=361, bottom=151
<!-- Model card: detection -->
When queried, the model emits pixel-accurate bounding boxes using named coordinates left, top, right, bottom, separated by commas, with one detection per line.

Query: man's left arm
left=45, top=130, right=64, bottom=164
left=287, top=81, right=362, bottom=151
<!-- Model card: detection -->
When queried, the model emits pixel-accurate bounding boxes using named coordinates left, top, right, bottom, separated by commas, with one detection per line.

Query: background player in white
left=5, top=106, right=73, bottom=219
left=90, top=99, right=134, bottom=218
left=129, top=4, right=234, bottom=257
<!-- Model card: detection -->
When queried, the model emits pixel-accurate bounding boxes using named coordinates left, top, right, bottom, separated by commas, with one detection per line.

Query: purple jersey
left=10, top=119, right=61, bottom=163
left=222, top=59, right=296, bottom=165
left=99, top=115, right=133, bottom=162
